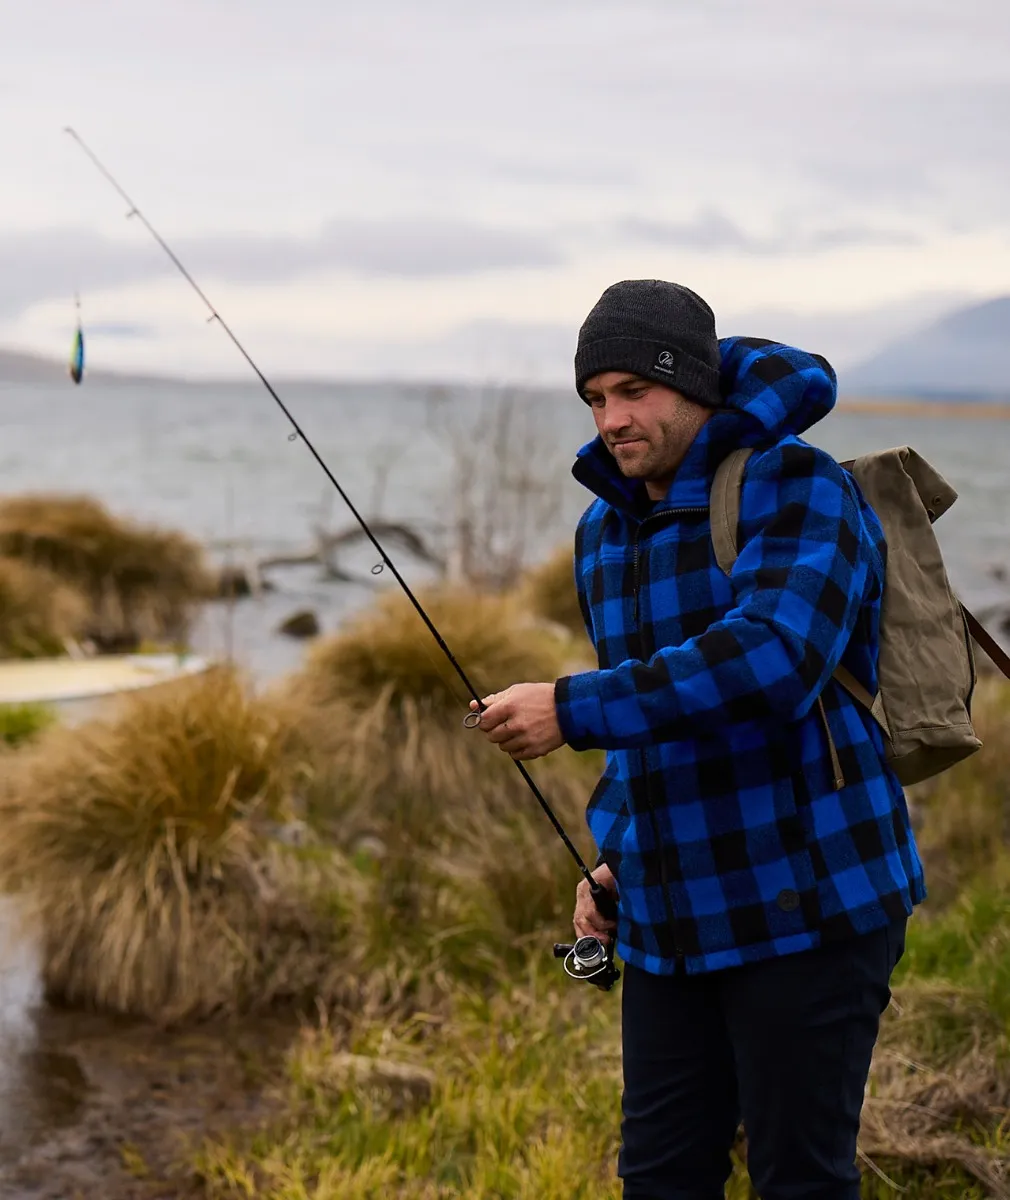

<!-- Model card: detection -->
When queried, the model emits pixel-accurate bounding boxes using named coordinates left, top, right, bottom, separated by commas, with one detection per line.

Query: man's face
left=583, top=372, right=712, bottom=493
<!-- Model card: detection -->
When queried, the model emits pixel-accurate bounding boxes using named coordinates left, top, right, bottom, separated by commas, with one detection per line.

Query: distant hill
left=0, top=347, right=73, bottom=384
left=842, top=297, right=1010, bottom=399
left=0, top=346, right=179, bottom=387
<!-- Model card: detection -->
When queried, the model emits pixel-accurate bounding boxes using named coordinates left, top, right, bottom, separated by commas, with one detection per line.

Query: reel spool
left=553, top=934, right=621, bottom=991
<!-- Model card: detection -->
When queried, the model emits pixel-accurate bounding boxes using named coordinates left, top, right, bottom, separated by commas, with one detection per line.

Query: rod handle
left=589, top=879, right=618, bottom=922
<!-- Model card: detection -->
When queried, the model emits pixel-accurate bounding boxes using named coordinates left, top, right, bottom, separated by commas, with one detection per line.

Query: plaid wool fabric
left=555, top=337, right=926, bottom=976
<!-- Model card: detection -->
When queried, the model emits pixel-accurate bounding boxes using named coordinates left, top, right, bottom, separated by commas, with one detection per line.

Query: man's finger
left=478, top=703, right=512, bottom=733
left=485, top=726, right=514, bottom=747
left=582, top=910, right=615, bottom=933
left=574, top=915, right=611, bottom=942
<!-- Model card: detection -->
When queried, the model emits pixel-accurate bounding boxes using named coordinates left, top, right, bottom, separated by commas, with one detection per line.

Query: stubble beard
left=611, top=421, right=683, bottom=484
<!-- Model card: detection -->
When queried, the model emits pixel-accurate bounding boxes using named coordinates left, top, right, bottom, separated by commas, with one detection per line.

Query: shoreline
left=837, top=396, right=1010, bottom=419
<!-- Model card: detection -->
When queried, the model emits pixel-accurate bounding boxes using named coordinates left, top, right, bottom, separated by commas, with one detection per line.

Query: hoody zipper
left=631, top=505, right=708, bottom=971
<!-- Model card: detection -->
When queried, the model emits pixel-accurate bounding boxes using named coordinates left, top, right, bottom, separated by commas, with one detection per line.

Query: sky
left=1, top=0, right=1008, bottom=386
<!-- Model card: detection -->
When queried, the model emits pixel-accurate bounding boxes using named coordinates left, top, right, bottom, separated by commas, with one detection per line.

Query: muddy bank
left=0, top=899, right=297, bottom=1199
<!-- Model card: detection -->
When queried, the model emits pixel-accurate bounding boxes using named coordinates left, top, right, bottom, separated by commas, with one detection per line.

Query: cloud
left=84, top=321, right=154, bottom=338
left=187, top=220, right=563, bottom=281
left=618, top=210, right=921, bottom=256
left=0, top=219, right=564, bottom=318
left=267, top=318, right=581, bottom=387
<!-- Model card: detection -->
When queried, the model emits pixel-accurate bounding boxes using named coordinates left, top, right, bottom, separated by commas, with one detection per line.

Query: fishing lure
left=68, top=294, right=85, bottom=385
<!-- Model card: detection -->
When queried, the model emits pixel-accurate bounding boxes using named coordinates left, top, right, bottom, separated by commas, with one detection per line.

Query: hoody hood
left=572, top=336, right=838, bottom=516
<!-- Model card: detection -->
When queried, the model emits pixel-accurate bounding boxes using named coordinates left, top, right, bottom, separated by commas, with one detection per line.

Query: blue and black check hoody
left=555, top=337, right=926, bottom=977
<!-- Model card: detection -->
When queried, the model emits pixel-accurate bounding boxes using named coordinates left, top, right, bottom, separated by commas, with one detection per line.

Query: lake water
left=0, top=377, right=1007, bottom=683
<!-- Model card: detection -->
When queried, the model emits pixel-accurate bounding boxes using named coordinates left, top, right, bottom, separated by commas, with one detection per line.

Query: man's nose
left=600, top=401, right=632, bottom=435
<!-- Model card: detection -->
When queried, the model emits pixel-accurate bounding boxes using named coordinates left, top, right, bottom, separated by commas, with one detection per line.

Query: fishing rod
left=64, top=127, right=618, bottom=987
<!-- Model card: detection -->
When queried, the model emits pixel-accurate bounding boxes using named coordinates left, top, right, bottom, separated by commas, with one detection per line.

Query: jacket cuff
left=554, top=672, right=607, bottom=751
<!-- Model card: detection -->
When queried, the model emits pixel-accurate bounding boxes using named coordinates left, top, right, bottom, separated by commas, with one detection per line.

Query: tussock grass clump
left=0, top=493, right=213, bottom=650
left=298, top=693, right=603, bottom=986
left=285, top=585, right=603, bottom=990
left=0, top=667, right=351, bottom=1023
left=0, top=554, right=89, bottom=657
left=295, top=587, right=575, bottom=720
left=518, top=544, right=590, bottom=641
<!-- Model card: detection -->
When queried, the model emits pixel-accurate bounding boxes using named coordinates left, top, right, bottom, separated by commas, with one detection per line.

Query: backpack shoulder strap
left=708, top=444, right=883, bottom=788
left=963, top=606, right=1010, bottom=681
left=710, top=448, right=754, bottom=576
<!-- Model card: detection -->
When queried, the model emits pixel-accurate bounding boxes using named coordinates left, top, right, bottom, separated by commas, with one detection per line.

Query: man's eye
left=627, top=389, right=647, bottom=399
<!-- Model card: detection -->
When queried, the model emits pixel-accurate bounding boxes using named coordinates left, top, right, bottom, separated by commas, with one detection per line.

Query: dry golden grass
left=293, top=687, right=602, bottom=989
left=276, top=583, right=605, bottom=991
left=0, top=493, right=213, bottom=650
left=0, top=638, right=604, bottom=1025
left=0, top=554, right=89, bottom=658
left=293, top=586, right=584, bottom=721
left=0, top=666, right=355, bottom=1024
left=518, top=544, right=591, bottom=642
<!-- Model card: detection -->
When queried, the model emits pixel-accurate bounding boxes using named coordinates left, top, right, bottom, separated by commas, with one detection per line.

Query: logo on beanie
left=655, top=349, right=677, bottom=373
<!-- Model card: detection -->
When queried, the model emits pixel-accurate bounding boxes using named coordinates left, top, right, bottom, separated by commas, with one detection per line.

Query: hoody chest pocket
left=634, top=512, right=737, bottom=657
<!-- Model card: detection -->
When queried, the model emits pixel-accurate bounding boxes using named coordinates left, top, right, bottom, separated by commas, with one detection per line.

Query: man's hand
left=470, top=682, right=565, bottom=761
left=574, top=863, right=618, bottom=943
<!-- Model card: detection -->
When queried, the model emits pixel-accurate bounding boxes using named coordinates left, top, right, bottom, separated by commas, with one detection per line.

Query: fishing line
left=64, top=126, right=604, bottom=896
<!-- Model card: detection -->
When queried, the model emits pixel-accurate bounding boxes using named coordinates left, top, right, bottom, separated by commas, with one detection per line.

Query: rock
left=277, top=609, right=320, bottom=638
left=216, top=565, right=254, bottom=598
left=215, top=564, right=275, bottom=597
left=324, top=1053, right=435, bottom=1110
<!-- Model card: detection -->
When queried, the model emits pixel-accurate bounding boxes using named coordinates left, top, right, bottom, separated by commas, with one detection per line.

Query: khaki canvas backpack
left=710, top=445, right=1010, bottom=788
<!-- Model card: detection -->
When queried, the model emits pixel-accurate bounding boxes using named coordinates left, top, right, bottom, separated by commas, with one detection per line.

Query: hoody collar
left=571, top=336, right=837, bottom=520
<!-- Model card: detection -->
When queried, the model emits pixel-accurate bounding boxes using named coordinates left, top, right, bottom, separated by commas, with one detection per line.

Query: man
left=473, top=279, right=925, bottom=1200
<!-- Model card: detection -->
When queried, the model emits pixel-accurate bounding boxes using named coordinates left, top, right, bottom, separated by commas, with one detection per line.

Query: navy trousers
left=619, top=919, right=906, bottom=1200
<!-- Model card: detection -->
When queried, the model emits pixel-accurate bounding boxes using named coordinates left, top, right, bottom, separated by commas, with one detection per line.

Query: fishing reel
left=552, top=878, right=621, bottom=991
left=552, top=934, right=621, bottom=991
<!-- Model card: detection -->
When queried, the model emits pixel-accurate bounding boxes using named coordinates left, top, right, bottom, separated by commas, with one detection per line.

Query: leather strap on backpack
left=963, top=606, right=1010, bottom=681
left=710, top=448, right=752, bottom=575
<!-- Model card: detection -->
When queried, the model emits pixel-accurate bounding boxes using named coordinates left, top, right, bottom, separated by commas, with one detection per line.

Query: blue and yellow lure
left=68, top=294, right=85, bottom=385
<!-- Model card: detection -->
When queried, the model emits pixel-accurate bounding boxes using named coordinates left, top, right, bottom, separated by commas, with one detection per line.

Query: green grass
left=195, top=975, right=626, bottom=1200
left=856, top=864, right=1010, bottom=1196
left=894, top=881, right=1010, bottom=1027
left=0, top=701, right=57, bottom=747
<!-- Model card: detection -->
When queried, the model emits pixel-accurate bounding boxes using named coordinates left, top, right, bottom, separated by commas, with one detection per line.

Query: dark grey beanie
left=574, top=279, right=722, bottom=407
